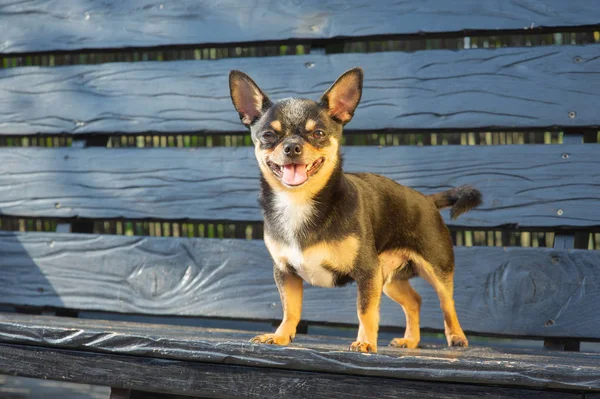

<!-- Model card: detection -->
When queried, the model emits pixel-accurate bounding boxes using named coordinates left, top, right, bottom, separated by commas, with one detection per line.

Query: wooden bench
left=1, top=1, right=600, bottom=398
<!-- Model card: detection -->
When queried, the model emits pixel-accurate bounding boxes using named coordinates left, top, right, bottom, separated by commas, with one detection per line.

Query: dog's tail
left=429, top=185, right=483, bottom=220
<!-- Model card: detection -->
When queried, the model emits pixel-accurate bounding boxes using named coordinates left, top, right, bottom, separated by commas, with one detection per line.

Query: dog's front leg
left=250, top=266, right=303, bottom=346
left=350, top=271, right=383, bottom=353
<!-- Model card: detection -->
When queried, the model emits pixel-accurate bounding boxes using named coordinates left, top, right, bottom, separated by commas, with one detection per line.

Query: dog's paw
left=348, top=341, right=377, bottom=353
left=389, top=338, right=419, bottom=349
left=249, top=333, right=292, bottom=346
left=447, top=334, right=469, bottom=348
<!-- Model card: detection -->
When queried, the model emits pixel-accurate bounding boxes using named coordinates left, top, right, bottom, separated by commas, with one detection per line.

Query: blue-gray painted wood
left=0, top=232, right=599, bottom=339
left=1, top=144, right=599, bottom=229
left=1, top=1, right=599, bottom=54
left=0, top=340, right=596, bottom=396
left=0, top=314, right=599, bottom=394
left=1, top=46, right=600, bottom=134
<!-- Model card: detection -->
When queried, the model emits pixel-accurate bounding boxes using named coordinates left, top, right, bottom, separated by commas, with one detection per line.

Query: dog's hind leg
left=418, top=260, right=468, bottom=347
left=384, top=278, right=421, bottom=349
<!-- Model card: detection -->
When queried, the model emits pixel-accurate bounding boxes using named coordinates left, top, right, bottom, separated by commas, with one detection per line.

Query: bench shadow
left=0, top=230, right=65, bottom=313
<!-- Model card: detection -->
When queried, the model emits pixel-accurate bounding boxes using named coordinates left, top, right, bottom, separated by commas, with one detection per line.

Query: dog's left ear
left=229, top=70, right=273, bottom=127
left=319, top=67, right=363, bottom=125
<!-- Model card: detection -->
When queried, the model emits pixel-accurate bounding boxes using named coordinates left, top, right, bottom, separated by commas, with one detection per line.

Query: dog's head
left=229, top=68, right=363, bottom=195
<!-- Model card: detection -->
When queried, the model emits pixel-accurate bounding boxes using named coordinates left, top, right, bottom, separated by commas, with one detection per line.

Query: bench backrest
left=0, top=1, right=599, bottom=345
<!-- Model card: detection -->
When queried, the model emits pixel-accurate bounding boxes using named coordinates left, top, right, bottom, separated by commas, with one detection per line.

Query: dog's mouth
left=266, top=157, right=325, bottom=187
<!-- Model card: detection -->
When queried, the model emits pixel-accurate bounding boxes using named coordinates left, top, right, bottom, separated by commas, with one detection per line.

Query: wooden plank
left=1, top=144, right=599, bottom=228
left=0, top=315, right=598, bottom=394
left=0, top=344, right=589, bottom=398
left=545, top=233, right=582, bottom=351
left=110, top=389, right=131, bottom=399
left=0, top=374, right=109, bottom=399
left=1, top=1, right=599, bottom=54
left=0, top=232, right=599, bottom=339
left=1, top=45, right=600, bottom=134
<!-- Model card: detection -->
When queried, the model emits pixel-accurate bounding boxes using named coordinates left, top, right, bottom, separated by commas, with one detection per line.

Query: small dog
left=229, top=67, right=482, bottom=353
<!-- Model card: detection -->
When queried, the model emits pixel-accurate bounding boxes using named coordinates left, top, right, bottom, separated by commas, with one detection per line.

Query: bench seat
left=1, top=312, right=599, bottom=398
left=1, top=1, right=600, bottom=397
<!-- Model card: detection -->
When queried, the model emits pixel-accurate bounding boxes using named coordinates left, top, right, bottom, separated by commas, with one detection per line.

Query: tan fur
left=303, top=235, right=359, bottom=273
left=351, top=272, right=383, bottom=353
left=270, top=120, right=282, bottom=132
left=324, top=74, right=361, bottom=123
left=379, top=249, right=412, bottom=283
left=379, top=248, right=468, bottom=348
left=230, top=76, right=265, bottom=126
left=255, top=142, right=283, bottom=193
left=418, top=265, right=467, bottom=347
left=384, top=279, right=421, bottom=349
left=251, top=273, right=303, bottom=345
left=255, top=137, right=340, bottom=204
left=379, top=249, right=421, bottom=348
left=305, top=119, right=316, bottom=131
left=233, top=68, right=470, bottom=354
left=265, top=233, right=359, bottom=288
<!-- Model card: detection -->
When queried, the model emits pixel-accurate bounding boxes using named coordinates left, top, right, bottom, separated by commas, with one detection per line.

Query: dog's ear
left=319, top=67, right=363, bottom=125
left=229, top=70, right=273, bottom=127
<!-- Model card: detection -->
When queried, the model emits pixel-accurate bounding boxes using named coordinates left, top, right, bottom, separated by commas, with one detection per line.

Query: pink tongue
left=282, top=164, right=308, bottom=186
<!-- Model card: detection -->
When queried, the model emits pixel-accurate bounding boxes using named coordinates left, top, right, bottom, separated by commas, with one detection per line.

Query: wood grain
left=0, top=232, right=599, bottom=339
left=0, top=373, right=109, bottom=399
left=1, top=46, right=599, bottom=134
left=0, top=343, right=590, bottom=398
left=1, top=1, right=598, bottom=54
left=1, top=144, right=599, bottom=229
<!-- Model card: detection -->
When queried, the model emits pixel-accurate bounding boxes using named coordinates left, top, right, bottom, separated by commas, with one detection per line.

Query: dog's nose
left=283, top=142, right=302, bottom=156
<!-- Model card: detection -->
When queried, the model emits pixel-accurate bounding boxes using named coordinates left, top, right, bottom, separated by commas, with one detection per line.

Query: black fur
left=230, top=68, right=481, bottom=351
left=429, top=185, right=483, bottom=220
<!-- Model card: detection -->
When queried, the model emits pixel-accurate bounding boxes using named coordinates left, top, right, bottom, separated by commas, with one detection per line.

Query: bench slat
left=0, top=343, right=593, bottom=397
left=1, top=232, right=599, bottom=339
left=0, top=314, right=598, bottom=394
left=1, top=1, right=598, bottom=54
left=1, top=45, right=599, bottom=134
left=2, top=144, right=599, bottom=229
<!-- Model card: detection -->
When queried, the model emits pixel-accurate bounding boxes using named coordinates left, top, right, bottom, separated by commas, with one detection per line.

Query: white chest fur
left=267, top=192, right=334, bottom=286
left=272, top=192, right=315, bottom=242
left=264, top=234, right=359, bottom=288
left=276, top=242, right=337, bottom=287
left=265, top=192, right=359, bottom=287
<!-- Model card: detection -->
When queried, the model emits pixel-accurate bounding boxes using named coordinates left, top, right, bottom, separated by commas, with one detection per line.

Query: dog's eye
left=261, top=131, right=276, bottom=142
left=313, top=130, right=326, bottom=138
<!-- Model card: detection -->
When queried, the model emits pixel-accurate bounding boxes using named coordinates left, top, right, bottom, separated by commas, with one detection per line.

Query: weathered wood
left=0, top=373, right=109, bottom=399
left=0, top=232, right=599, bottom=339
left=1, top=1, right=598, bottom=54
left=129, top=393, right=208, bottom=399
left=1, top=344, right=591, bottom=398
left=545, top=233, right=582, bottom=351
left=110, top=388, right=131, bottom=399
left=0, top=315, right=599, bottom=393
left=125, top=391, right=579, bottom=399
left=2, top=144, right=599, bottom=228
left=1, top=46, right=600, bottom=134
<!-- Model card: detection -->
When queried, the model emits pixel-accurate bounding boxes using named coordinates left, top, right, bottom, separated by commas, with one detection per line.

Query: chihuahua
left=229, top=67, right=482, bottom=353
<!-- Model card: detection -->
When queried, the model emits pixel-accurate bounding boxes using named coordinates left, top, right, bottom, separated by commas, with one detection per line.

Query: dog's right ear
left=319, top=67, right=363, bottom=125
left=229, top=70, right=273, bottom=127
